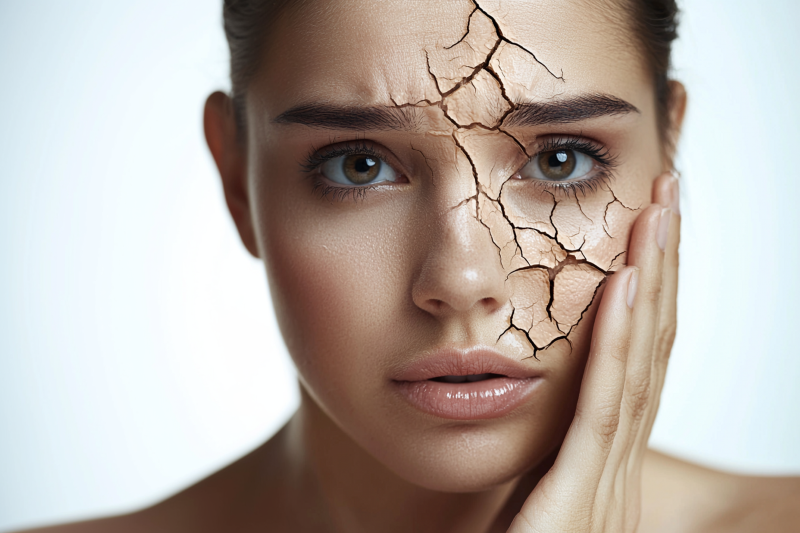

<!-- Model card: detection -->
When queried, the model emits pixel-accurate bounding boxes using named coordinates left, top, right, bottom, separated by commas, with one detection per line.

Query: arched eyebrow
left=272, top=93, right=638, bottom=131
left=505, top=94, right=639, bottom=127
left=273, top=103, right=419, bottom=131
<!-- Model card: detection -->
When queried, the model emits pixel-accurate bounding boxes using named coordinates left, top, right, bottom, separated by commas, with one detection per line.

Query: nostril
left=479, top=297, right=501, bottom=312
left=416, top=294, right=504, bottom=317
left=427, top=299, right=444, bottom=312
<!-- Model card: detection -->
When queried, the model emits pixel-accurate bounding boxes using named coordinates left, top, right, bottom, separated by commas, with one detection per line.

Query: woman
left=21, top=0, right=799, bottom=531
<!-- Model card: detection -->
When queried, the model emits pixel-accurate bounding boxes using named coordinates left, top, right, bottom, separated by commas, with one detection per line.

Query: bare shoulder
left=10, top=427, right=293, bottom=533
left=640, top=449, right=800, bottom=533
left=8, top=513, right=161, bottom=533
left=7, top=477, right=233, bottom=533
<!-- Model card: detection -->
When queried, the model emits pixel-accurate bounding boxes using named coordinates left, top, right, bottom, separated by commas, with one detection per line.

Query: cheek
left=486, top=166, right=651, bottom=358
left=257, top=193, right=416, bottom=397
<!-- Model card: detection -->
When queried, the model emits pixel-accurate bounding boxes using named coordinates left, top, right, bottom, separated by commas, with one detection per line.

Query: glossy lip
left=392, top=347, right=543, bottom=420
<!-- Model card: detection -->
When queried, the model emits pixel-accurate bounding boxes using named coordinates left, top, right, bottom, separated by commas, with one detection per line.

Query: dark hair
left=628, top=0, right=680, bottom=152
left=222, top=0, right=297, bottom=130
left=222, top=0, right=679, bottom=143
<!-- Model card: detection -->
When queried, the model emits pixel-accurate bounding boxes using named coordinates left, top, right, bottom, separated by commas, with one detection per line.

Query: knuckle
left=587, top=403, right=621, bottom=449
left=640, top=282, right=663, bottom=306
left=614, top=335, right=632, bottom=363
left=608, top=346, right=628, bottom=365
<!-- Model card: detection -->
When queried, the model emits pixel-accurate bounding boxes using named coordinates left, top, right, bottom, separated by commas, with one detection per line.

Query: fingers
left=652, top=173, right=680, bottom=369
left=638, top=174, right=682, bottom=443
left=613, top=203, right=668, bottom=449
left=586, top=201, right=668, bottom=531
left=529, top=266, right=637, bottom=505
left=597, top=174, right=677, bottom=532
left=621, top=173, right=681, bottom=495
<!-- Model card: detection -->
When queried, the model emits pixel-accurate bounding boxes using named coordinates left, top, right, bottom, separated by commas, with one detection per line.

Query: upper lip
left=392, top=346, right=543, bottom=382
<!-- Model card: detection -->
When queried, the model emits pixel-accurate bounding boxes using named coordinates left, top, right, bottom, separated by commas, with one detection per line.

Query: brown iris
left=537, top=149, right=576, bottom=181
left=342, top=154, right=381, bottom=184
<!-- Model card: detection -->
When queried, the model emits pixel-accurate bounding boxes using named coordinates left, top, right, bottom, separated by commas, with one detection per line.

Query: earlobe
left=203, top=91, right=260, bottom=258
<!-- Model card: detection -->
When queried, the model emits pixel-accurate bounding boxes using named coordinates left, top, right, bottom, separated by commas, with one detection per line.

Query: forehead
left=255, top=0, right=648, bottom=115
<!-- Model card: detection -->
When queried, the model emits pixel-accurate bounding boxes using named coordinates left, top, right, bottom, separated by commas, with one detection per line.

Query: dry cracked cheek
left=390, top=1, right=641, bottom=359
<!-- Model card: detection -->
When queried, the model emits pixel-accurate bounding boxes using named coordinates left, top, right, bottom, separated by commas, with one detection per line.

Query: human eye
left=321, top=152, right=398, bottom=186
left=516, top=137, right=616, bottom=192
left=304, top=142, right=403, bottom=189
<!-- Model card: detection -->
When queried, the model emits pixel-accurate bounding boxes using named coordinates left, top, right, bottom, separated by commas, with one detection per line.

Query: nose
left=412, top=203, right=509, bottom=318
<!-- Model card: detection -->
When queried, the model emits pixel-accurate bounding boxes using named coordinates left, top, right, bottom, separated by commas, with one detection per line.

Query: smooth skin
left=15, top=0, right=800, bottom=532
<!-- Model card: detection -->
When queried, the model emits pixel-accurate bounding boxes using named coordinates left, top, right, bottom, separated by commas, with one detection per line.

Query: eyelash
left=301, top=141, right=386, bottom=173
left=302, top=137, right=618, bottom=201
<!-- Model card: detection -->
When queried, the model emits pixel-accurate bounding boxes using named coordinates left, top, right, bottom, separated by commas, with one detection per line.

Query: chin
left=369, top=413, right=567, bottom=493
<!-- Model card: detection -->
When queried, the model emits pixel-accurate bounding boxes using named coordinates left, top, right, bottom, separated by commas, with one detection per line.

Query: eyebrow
left=272, top=93, right=638, bottom=131
left=273, top=103, right=419, bottom=131
left=504, top=94, right=639, bottom=127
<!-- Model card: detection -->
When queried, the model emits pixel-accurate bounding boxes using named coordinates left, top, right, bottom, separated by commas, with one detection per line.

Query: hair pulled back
left=222, top=0, right=679, bottom=140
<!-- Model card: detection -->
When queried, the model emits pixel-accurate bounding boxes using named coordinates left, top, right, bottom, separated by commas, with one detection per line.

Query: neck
left=280, top=387, right=548, bottom=533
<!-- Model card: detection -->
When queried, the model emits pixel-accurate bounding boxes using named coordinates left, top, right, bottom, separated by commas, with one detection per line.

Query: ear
left=665, top=80, right=688, bottom=168
left=204, top=91, right=259, bottom=258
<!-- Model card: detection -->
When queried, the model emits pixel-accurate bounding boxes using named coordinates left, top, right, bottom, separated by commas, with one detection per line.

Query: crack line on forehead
left=389, top=95, right=441, bottom=110
left=444, top=5, right=479, bottom=51
left=454, top=1, right=565, bottom=82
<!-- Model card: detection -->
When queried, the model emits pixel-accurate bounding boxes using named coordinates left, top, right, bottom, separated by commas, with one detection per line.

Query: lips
left=392, top=347, right=542, bottom=420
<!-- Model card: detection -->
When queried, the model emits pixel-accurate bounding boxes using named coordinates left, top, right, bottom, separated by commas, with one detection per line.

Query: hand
left=507, top=172, right=681, bottom=533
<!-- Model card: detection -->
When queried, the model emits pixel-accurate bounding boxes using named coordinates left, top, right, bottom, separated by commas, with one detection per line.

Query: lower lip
left=394, top=377, right=541, bottom=420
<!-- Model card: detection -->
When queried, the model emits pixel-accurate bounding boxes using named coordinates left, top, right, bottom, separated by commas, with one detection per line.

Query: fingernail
left=670, top=176, right=681, bottom=215
left=656, top=208, right=671, bottom=251
left=627, top=268, right=639, bottom=309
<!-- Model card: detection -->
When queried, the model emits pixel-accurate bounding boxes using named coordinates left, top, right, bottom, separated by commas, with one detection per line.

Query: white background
left=1, top=1, right=798, bottom=530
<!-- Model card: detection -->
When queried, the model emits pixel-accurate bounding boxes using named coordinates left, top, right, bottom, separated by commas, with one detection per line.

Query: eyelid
left=527, top=135, right=617, bottom=169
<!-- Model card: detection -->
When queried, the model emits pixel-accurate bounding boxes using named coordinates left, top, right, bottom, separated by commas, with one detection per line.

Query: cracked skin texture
left=380, top=0, right=644, bottom=358
left=246, top=0, right=664, bottom=491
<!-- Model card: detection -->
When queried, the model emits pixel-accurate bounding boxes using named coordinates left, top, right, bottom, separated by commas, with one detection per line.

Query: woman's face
left=243, top=0, right=663, bottom=491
